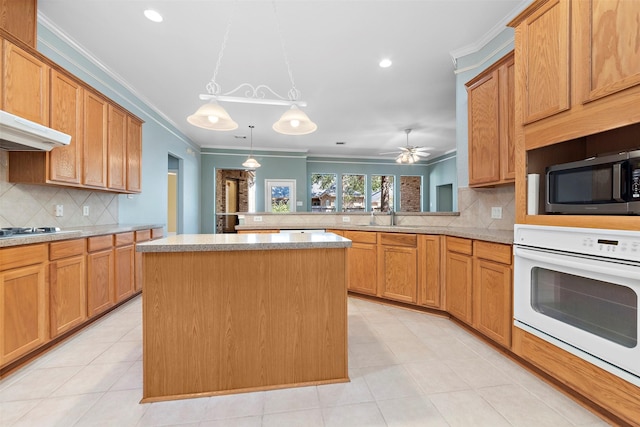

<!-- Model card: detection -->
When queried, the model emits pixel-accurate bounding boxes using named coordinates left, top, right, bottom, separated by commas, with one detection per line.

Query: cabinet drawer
left=344, top=230, right=377, bottom=244
left=87, top=235, right=113, bottom=252
left=114, top=232, right=134, bottom=247
left=50, top=239, right=85, bottom=260
left=135, top=230, right=151, bottom=242
left=446, top=236, right=473, bottom=255
left=151, top=228, right=164, bottom=239
left=379, top=233, right=416, bottom=248
left=0, top=244, right=47, bottom=270
left=474, top=241, right=512, bottom=265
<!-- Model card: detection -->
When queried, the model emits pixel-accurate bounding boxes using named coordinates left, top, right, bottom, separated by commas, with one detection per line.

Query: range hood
left=0, top=110, right=71, bottom=151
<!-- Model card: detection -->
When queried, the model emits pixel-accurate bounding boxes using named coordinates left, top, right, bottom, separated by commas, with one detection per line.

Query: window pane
left=371, top=175, right=394, bottom=212
left=400, top=175, right=422, bottom=212
left=310, top=174, right=337, bottom=212
left=342, top=174, right=366, bottom=212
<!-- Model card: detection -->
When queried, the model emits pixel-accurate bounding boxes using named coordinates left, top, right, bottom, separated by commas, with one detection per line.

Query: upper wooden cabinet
left=0, top=0, right=37, bottom=48
left=1, top=40, right=49, bottom=126
left=107, top=105, right=127, bottom=191
left=466, top=51, right=515, bottom=187
left=83, top=90, right=108, bottom=189
left=127, top=116, right=143, bottom=192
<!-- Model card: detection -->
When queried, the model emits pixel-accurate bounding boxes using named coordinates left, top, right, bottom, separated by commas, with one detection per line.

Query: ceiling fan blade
left=379, top=151, right=400, bottom=155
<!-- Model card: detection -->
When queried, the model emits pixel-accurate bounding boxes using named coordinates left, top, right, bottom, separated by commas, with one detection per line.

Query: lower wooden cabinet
left=378, top=233, right=418, bottom=304
left=445, top=237, right=473, bottom=324
left=114, top=232, right=135, bottom=302
left=134, top=229, right=151, bottom=292
left=472, top=241, right=513, bottom=348
left=417, top=235, right=441, bottom=308
left=344, top=231, right=378, bottom=295
left=0, top=244, right=48, bottom=366
left=49, top=239, right=86, bottom=338
left=86, top=235, right=114, bottom=317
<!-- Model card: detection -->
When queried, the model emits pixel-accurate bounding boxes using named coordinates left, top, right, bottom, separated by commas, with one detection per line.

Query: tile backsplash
left=0, top=151, right=118, bottom=228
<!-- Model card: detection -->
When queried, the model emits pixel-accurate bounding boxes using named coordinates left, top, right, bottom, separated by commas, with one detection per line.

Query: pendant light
left=272, top=105, right=317, bottom=135
left=242, top=125, right=261, bottom=169
left=186, top=101, right=238, bottom=131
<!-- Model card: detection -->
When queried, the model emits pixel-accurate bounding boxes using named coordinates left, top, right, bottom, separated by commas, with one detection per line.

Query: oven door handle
left=514, top=247, right=640, bottom=280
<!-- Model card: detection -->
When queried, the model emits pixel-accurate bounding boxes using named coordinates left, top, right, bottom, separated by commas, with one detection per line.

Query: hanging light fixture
left=242, top=125, right=261, bottom=169
left=393, top=129, right=430, bottom=164
left=188, top=1, right=317, bottom=135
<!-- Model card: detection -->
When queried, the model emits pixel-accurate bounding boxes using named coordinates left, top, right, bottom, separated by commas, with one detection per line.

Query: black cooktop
left=0, top=227, right=61, bottom=237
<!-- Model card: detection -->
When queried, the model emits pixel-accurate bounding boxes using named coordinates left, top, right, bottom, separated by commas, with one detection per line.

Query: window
left=342, top=174, right=366, bottom=212
left=371, top=175, right=394, bottom=212
left=265, top=179, right=296, bottom=213
left=310, top=173, right=337, bottom=212
left=400, top=175, right=422, bottom=212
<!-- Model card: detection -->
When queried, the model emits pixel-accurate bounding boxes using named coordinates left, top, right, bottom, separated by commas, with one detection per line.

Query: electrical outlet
left=253, top=216, right=263, bottom=222
left=342, top=216, right=351, bottom=222
left=491, top=207, right=502, bottom=219
left=55, top=204, right=63, bottom=217
left=83, top=206, right=90, bottom=216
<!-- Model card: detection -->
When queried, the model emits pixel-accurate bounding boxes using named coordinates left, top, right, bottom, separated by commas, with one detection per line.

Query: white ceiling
left=38, top=0, right=526, bottom=160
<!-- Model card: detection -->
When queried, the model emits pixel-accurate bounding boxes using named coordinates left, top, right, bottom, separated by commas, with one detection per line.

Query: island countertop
left=136, top=231, right=352, bottom=252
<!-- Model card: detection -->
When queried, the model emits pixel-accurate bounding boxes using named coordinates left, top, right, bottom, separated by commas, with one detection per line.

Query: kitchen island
left=136, top=232, right=351, bottom=402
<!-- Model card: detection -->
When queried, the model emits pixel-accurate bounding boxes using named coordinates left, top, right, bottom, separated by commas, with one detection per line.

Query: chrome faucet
left=388, top=209, right=395, bottom=226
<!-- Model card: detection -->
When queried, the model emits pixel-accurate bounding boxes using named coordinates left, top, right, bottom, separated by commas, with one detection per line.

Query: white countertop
left=136, top=232, right=352, bottom=252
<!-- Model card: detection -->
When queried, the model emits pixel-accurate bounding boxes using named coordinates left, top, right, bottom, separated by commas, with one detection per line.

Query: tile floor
left=0, top=296, right=611, bottom=427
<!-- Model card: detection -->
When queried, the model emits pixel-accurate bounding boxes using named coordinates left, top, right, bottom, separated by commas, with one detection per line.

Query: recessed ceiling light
left=144, top=9, right=163, bottom=23
left=336, top=141, right=346, bottom=145
left=379, top=58, right=392, bottom=68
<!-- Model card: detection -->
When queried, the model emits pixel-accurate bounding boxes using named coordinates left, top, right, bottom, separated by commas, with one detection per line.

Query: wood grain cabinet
left=344, top=230, right=377, bottom=296
left=126, top=116, right=143, bottom=192
left=1, top=40, right=49, bottom=126
left=377, top=233, right=418, bottom=304
left=0, top=244, right=47, bottom=366
left=134, top=229, right=151, bottom=292
left=86, top=235, right=114, bottom=317
left=417, top=235, right=441, bottom=308
left=83, top=90, right=108, bottom=189
left=466, top=51, right=515, bottom=186
left=107, top=105, right=127, bottom=191
left=445, top=237, right=473, bottom=325
left=0, top=0, right=37, bottom=48
left=472, top=241, right=513, bottom=348
left=49, top=239, right=86, bottom=338
left=114, top=232, right=135, bottom=302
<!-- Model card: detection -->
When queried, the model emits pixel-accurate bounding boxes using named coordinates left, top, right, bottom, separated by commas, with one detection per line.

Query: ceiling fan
left=380, top=129, right=430, bottom=164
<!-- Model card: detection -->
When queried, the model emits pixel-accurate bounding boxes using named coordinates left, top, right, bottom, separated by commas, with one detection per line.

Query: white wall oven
left=514, top=225, right=640, bottom=386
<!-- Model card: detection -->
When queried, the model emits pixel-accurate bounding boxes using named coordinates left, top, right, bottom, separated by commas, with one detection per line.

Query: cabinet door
left=445, top=251, right=473, bottom=324
left=87, top=249, right=114, bottom=317
left=127, top=116, right=142, bottom=193
left=500, top=57, right=516, bottom=181
left=519, top=0, right=570, bottom=124
left=50, top=255, right=86, bottom=338
left=378, top=245, right=417, bottom=304
left=134, top=230, right=151, bottom=292
left=49, top=70, right=83, bottom=184
left=2, top=40, right=49, bottom=125
left=114, top=244, right=134, bottom=302
left=417, top=235, right=441, bottom=308
left=577, top=0, right=640, bottom=103
left=473, top=259, right=512, bottom=348
left=83, top=91, right=108, bottom=188
left=468, top=69, right=501, bottom=185
left=347, top=242, right=377, bottom=295
left=0, top=0, right=37, bottom=48
left=107, top=105, right=127, bottom=191
left=0, top=264, right=47, bottom=366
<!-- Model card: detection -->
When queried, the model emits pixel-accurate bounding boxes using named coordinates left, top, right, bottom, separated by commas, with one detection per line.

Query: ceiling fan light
left=273, top=105, right=317, bottom=135
left=187, top=102, right=238, bottom=131
left=242, top=157, right=261, bottom=169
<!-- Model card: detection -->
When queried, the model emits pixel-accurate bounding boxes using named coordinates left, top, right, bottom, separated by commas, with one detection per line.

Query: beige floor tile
left=109, top=360, right=143, bottom=391
left=317, top=370, right=374, bottom=407
left=361, top=365, right=423, bottom=401
left=377, top=395, right=449, bottom=427
left=348, top=341, right=398, bottom=369
left=404, top=360, right=471, bottom=394
left=52, top=362, right=133, bottom=397
left=262, top=408, right=324, bottom=427
left=200, top=416, right=262, bottom=427
left=73, top=389, right=147, bottom=427
left=262, top=386, right=320, bottom=414
left=203, top=391, right=265, bottom=420
left=90, top=340, right=142, bottom=364
left=136, top=397, right=210, bottom=426
left=33, top=340, right=113, bottom=369
left=0, top=366, right=83, bottom=402
left=11, top=393, right=102, bottom=427
left=444, top=357, right=511, bottom=389
left=429, top=389, right=511, bottom=427
left=0, top=399, right=41, bottom=425
left=322, top=401, right=387, bottom=427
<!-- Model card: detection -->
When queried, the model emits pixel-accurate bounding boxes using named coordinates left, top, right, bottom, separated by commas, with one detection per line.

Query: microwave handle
left=613, top=163, right=623, bottom=201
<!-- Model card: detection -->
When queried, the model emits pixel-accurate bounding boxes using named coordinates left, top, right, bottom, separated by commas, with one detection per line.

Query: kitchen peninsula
left=136, top=232, right=351, bottom=402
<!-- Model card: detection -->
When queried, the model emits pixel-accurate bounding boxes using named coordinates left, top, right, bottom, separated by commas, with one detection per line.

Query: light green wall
left=425, top=153, right=457, bottom=211
left=37, top=24, right=202, bottom=233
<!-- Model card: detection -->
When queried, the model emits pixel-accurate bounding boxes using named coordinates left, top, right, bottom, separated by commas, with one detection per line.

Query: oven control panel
left=514, top=225, right=640, bottom=262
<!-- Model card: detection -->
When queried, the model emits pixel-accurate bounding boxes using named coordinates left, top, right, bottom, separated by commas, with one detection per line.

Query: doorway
left=224, top=179, right=239, bottom=233
left=167, top=154, right=182, bottom=235
left=436, top=183, right=453, bottom=212
left=215, top=169, right=254, bottom=233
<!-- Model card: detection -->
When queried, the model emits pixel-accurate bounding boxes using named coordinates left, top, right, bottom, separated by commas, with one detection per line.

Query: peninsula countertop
left=136, top=232, right=352, bottom=252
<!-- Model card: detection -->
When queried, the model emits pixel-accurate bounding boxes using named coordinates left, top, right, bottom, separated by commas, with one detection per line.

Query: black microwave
left=546, top=150, right=640, bottom=214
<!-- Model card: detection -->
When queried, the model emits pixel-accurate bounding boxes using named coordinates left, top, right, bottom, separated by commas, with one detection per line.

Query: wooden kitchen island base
left=139, top=234, right=349, bottom=402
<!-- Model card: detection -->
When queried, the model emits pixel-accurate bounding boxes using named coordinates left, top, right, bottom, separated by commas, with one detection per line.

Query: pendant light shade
left=242, top=125, right=261, bottom=169
left=272, top=105, right=317, bottom=135
left=187, top=102, right=238, bottom=131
